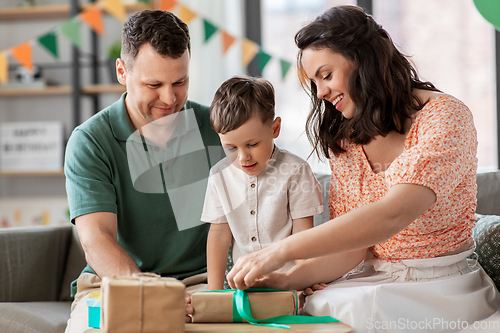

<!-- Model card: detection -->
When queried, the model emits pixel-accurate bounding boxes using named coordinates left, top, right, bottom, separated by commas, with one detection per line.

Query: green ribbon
left=202, top=288, right=339, bottom=329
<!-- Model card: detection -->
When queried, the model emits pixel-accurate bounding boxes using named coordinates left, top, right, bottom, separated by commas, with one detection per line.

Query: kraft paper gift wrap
left=190, top=289, right=297, bottom=323
left=101, top=273, right=185, bottom=333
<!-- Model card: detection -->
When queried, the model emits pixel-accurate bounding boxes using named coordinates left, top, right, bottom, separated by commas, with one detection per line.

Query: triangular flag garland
left=158, top=0, right=177, bottom=11
left=256, top=50, right=272, bottom=73
left=280, top=59, right=292, bottom=80
left=37, top=32, right=59, bottom=59
left=0, top=0, right=295, bottom=86
left=203, top=19, right=219, bottom=42
left=11, top=42, right=33, bottom=71
left=241, top=38, right=260, bottom=68
left=102, top=0, right=126, bottom=22
left=80, top=5, right=105, bottom=36
left=0, top=53, right=8, bottom=85
left=60, top=18, right=82, bottom=49
left=177, top=4, right=197, bottom=24
left=221, top=29, right=236, bottom=54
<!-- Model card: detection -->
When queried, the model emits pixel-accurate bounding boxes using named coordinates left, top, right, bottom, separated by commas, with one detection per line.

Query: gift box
left=87, top=291, right=101, bottom=328
left=101, top=273, right=186, bottom=333
left=191, top=289, right=297, bottom=323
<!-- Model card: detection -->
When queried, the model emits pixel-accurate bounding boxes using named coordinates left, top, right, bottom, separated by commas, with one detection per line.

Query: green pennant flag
left=60, top=18, right=82, bottom=49
left=280, top=59, right=292, bottom=80
left=257, top=49, right=272, bottom=72
left=37, top=31, right=59, bottom=59
left=203, top=19, right=219, bottom=42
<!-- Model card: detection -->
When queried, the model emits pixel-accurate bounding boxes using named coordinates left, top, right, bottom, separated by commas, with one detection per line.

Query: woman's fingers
left=185, top=292, right=193, bottom=323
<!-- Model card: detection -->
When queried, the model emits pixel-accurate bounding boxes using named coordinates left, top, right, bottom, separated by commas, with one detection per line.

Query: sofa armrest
left=476, top=171, right=500, bottom=216
left=0, top=225, right=72, bottom=302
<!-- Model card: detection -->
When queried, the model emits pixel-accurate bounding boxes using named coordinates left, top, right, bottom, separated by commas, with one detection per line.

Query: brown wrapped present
left=101, top=273, right=185, bottom=333
left=191, top=289, right=297, bottom=323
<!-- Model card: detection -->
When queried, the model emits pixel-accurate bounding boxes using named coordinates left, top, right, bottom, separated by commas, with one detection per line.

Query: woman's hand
left=185, top=293, right=193, bottom=323
left=227, top=244, right=289, bottom=289
left=303, top=282, right=328, bottom=296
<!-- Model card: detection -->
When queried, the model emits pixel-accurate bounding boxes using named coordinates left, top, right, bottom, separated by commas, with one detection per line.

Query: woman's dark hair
left=121, top=10, right=190, bottom=69
left=295, top=5, right=439, bottom=158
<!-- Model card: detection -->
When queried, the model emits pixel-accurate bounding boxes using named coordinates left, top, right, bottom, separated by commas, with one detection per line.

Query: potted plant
left=107, top=40, right=121, bottom=84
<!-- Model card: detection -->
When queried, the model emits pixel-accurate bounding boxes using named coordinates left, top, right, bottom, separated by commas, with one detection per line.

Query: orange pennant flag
left=241, top=38, right=259, bottom=67
left=221, top=30, right=236, bottom=54
left=0, top=52, right=8, bottom=85
left=102, top=0, right=126, bottom=22
left=158, top=0, right=177, bottom=11
left=177, top=4, right=197, bottom=24
left=80, top=5, right=104, bottom=35
left=11, top=42, right=32, bottom=71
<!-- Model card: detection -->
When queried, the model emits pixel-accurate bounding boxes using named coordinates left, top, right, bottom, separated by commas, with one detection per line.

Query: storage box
left=191, top=289, right=297, bottom=323
left=101, top=274, right=185, bottom=333
left=87, top=291, right=101, bottom=329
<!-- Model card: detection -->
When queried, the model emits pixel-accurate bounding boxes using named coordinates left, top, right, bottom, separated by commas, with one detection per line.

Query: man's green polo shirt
left=64, top=93, right=221, bottom=296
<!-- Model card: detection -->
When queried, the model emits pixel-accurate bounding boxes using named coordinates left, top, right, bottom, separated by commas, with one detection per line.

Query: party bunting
left=177, top=4, right=197, bottom=24
left=0, top=0, right=296, bottom=85
left=280, top=59, right=292, bottom=79
left=102, top=0, right=126, bottom=22
left=80, top=6, right=104, bottom=35
left=37, top=32, right=59, bottom=59
left=256, top=49, right=272, bottom=72
left=203, top=19, right=218, bottom=42
left=0, top=53, right=7, bottom=85
left=157, top=0, right=177, bottom=11
left=60, top=18, right=82, bottom=49
left=11, top=42, right=33, bottom=71
left=221, top=30, right=236, bottom=54
left=241, top=38, right=259, bottom=68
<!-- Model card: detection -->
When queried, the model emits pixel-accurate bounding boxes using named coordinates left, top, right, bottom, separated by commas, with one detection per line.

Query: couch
left=1, top=171, right=499, bottom=333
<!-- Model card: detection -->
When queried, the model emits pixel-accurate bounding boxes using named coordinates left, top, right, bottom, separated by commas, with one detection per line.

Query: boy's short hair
left=210, top=76, right=275, bottom=134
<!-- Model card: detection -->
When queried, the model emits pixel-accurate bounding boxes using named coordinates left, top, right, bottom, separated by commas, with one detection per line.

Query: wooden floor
left=85, top=322, right=352, bottom=332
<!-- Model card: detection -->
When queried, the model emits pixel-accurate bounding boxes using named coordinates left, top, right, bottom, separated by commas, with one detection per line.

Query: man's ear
left=116, top=58, right=127, bottom=85
left=272, top=117, right=281, bottom=139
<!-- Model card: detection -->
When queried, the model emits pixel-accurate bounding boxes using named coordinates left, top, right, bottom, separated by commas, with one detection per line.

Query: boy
left=201, top=76, right=323, bottom=290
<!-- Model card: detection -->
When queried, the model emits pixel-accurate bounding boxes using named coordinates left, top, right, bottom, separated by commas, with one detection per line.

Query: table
left=85, top=322, right=352, bottom=332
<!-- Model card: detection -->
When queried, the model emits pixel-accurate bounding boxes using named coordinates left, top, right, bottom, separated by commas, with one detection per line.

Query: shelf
left=0, top=85, right=72, bottom=96
left=0, top=5, right=70, bottom=20
left=0, top=3, right=154, bottom=21
left=0, top=84, right=125, bottom=96
left=82, top=84, right=126, bottom=94
left=0, top=170, right=64, bottom=177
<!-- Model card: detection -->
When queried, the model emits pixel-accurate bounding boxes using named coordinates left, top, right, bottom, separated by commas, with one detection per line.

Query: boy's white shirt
left=201, top=146, right=323, bottom=272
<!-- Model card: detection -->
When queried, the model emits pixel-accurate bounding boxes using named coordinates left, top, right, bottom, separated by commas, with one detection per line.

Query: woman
left=227, top=5, right=500, bottom=332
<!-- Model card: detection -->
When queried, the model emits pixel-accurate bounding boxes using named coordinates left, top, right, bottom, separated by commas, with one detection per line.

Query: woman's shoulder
left=414, top=91, right=472, bottom=125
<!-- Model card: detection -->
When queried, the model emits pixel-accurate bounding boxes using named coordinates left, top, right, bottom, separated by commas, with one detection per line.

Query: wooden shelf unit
left=0, top=3, right=154, bottom=21
left=0, top=84, right=125, bottom=97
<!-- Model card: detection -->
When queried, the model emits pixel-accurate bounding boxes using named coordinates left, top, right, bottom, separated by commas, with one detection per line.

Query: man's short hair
left=210, top=76, right=275, bottom=134
left=121, top=10, right=190, bottom=69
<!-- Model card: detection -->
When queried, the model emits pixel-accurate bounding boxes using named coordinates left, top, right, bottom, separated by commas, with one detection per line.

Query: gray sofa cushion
left=473, top=214, right=500, bottom=290
left=0, top=226, right=71, bottom=302
left=0, top=302, right=71, bottom=333
left=476, top=171, right=500, bottom=216
left=59, top=226, right=86, bottom=302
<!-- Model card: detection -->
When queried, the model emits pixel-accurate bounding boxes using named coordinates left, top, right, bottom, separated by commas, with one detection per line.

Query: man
left=64, top=10, right=221, bottom=332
